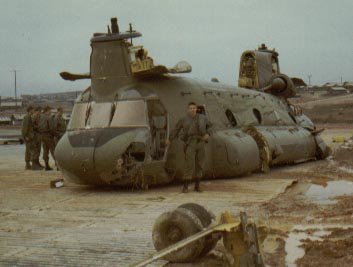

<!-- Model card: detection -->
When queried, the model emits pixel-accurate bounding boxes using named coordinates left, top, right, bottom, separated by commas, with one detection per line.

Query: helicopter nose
left=93, top=128, right=149, bottom=184
left=55, top=127, right=149, bottom=185
left=54, top=131, right=104, bottom=185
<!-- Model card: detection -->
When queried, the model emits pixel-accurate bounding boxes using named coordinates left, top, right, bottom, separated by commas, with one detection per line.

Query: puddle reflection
left=305, top=180, right=353, bottom=204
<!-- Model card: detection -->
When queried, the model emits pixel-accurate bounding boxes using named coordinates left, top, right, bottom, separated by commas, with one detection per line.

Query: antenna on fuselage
left=128, top=23, right=136, bottom=45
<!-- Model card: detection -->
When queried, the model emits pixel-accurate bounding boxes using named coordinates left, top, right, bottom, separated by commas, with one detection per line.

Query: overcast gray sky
left=0, top=0, right=352, bottom=97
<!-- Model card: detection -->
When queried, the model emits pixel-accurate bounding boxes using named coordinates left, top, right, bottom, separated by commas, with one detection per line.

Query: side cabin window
left=253, top=108, right=262, bottom=124
left=147, top=99, right=168, bottom=160
left=111, top=99, right=148, bottom=127
left=225, top=109, right=237, bottom=127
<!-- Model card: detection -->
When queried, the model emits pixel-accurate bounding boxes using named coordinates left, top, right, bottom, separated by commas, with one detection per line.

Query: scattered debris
left=132, top=203, right=267, bottom=267
left=50, top=178, right=64, bottom=188
left=332, top=136, right=346, bottom=143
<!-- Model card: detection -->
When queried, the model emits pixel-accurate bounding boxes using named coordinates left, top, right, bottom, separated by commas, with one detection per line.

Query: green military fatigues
left=184, top=138, right=205, bottom=180
left=21, top=114, right=35, bottom=163
left=32, top=113, right=42, bottom=162
left=53, top=114, right=66, bottom=146
left=39, top=114, right=55, bottom=163
left=169, top=113, right=211, bottom=181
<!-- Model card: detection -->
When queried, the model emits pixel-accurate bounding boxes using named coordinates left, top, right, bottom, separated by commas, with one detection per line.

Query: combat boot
left=194, top=179, right=202, bottom=192
left=45, top=161, right=53, bottom=171
left=25, top=162, right=31, bottom=170
left=31, top=160, right=43, bottom=171
left=182, top=181, right=189, bottom=193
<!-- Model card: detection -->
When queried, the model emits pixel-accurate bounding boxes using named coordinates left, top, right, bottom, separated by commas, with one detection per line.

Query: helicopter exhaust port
left=110, top=17, right=119, bottom=34
left=261, top=73, right=296, bottom=98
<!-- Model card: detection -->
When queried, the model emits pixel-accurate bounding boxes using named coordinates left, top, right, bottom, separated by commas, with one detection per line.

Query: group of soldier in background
left=21, top=106, right=67, bottom=171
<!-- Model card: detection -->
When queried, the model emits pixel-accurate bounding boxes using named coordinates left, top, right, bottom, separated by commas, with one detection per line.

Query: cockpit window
left=67, top=103, right=89, bottom=130
left=87, top=102, right=113, bottom=128
left=110, top=100, right=147, bottom=127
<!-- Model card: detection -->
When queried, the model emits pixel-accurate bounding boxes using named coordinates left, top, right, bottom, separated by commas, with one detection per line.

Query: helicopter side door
left=146, top=99, right=168, bottom=160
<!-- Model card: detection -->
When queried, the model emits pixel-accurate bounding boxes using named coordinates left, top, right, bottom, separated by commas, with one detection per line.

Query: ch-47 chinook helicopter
left=55, top=17, right=330, bottom=188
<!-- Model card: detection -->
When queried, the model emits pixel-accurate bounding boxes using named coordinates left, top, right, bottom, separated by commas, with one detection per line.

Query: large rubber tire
left=178, top=203, right=213, bottom=226
left=178, top=203, right=220, bottom=256
left=152, top=207, right=205, bottom=263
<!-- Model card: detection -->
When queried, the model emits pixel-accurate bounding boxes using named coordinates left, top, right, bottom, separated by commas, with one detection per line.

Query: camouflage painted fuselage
left=55, top=18, right=329, bottom=187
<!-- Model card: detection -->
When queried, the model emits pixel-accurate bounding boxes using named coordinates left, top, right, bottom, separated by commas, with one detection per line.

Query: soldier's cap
left=27, top=106, right=34, bottom=112
left=34, top=106, right=42, bottom=111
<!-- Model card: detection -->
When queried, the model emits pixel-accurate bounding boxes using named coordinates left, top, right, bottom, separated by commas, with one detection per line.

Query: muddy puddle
left=285, top=227, right=330, bottom=266
left=338, top=166, right=353, bottom=174
left=284, top=224, right=353, bottom=267
left=305, top=180, right=353, bottom=204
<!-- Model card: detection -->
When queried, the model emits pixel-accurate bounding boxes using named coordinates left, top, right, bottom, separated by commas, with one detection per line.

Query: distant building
left=343, top=81, right=353, bottom=92
left=300, top=85, right=327, bottom=95
left=21, top=91, right=81, bottom=102
left=323, top=82, right=343, bottom=88
left=12, top=113, right=26, bottom=126
left=0, top=97, right=22, bottom=110
left=0, top=115, right=12, bottom=126
left=21, top=90, right=81, bottom=110
left=326, top=86, right=349, bottom=95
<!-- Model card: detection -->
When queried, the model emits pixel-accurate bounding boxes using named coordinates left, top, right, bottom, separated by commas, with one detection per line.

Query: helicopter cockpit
left=68, top=91, right=168, bottom=163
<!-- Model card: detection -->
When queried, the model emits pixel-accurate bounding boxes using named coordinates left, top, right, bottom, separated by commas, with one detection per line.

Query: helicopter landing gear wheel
left=152, top=207, right=205, bottom=262
left=178, top=203, right=220, bottom=256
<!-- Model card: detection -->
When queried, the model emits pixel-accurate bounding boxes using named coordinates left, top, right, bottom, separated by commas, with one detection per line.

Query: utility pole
left=12, top=69, right=20, bottom=111
left=308, top=75, right=312, bottom=86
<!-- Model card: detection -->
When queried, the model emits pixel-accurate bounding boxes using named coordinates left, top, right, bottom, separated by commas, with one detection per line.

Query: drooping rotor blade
left=168, top=61, right=192, bottom=73
left=291, top=77, right=307, bottom=87
left=60, top=71, right=91, bottom=81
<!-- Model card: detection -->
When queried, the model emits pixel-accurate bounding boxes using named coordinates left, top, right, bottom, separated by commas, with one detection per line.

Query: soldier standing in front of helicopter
left=39, top=106, right=55, bottom=171
left=166, top=102, right=211, bottom=193
left=53, top=107, right=67, bottom=147
left=31, top=106, right=44, bottom=170
left=21, top=106, right=35, bottom=170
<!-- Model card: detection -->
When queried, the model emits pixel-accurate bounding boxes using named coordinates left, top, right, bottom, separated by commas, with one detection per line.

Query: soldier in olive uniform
left=39, top=106, right=55, bottom=171
left=166, top=102, right=212, bottom=193
left=53, top=107, right=67, bottom=147
left=31, top=107, right=43, bottom=170
left=21, top=106, right=35, bottom=170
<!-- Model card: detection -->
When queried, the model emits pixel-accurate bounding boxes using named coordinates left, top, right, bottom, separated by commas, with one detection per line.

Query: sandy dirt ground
left=290, top=93, right=353, bottom=124
left=0, top=125, right=352, bottom=267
